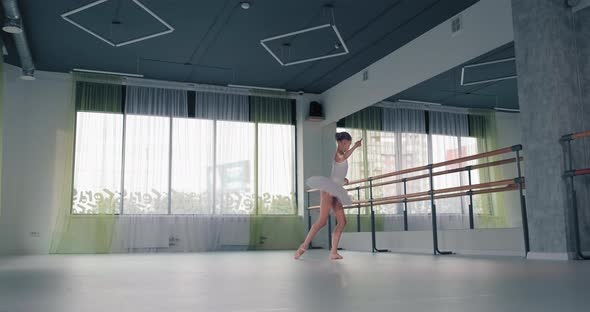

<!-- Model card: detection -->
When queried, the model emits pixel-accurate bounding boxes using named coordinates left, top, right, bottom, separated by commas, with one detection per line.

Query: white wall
left=1, top=64, right=72, bottom=255
left=320, top=0, right=515, bottom=124
left=295, top=93, right=324, bottom=215
left=341, top=228, right=526, bottom=257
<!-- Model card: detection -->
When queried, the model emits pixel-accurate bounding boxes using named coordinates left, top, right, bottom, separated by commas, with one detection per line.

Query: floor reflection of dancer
left=295, top=132, right=362, bottom=260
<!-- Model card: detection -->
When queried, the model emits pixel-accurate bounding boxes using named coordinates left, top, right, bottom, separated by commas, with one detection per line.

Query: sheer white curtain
left=72, top=112, right=123, bottom=214
left=123, top=115, right=170, bottom=214
left=193, top=91, right=256, bottom=214
left=123, top=87, right=187, bottom=214
left=216, top=120, right=256, bottom=214
left=195, top=92, right=249, bottom=121
left=366, top=129, right=397, bottom=214
left=429, top=111, right=470, bottom=229
left=110, top=215, right=251, bottom=252
left=114, top=87, right=254, bottom=251
left=258, top=123, right=296, bottom=214
left=382, top=108, right=429, bottom=216
left=171, top=118, right=214, bottom=214
left=378, top=108, right=429, bottom=229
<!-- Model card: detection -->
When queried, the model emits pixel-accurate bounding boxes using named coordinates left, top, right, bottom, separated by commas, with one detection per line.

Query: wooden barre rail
left=344, top=178, right=520, bottom=206
left=561, top=130, right=590, bottom=141
left=572, top=131, right=590, bottom=140
left=564, top=168, right=590, bottom=177
left=308, top=183, right=522, bottom=210
left=306, top=155, right=523, bottom=193
left=346, top=145, right=520, bottom=186
left=342, top=157, right=523, bottom=192
left=308, top=179, right=521, bottom=209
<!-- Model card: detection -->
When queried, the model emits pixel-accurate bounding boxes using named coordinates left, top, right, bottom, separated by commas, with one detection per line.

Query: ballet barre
left=306, top=144, right=530, bottom=256
left=561, top=130, right=590, bottom=260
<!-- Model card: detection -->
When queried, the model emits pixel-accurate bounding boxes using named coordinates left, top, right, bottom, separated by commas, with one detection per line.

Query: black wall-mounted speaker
left=309, top=101, right=324, bottom=119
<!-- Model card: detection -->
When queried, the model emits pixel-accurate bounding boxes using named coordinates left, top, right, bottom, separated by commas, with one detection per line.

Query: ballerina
left=295, top=131, right=362, bottom=260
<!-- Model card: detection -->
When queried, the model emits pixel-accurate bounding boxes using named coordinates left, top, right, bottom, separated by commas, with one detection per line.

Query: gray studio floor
left=1, top=251, right=589, bottom=312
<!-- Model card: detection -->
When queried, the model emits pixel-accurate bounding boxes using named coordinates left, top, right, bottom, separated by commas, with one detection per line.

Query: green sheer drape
left=343, top=106, right=383, bottom=130
left=248, top=96, right=303, bottom=249
left=75, top=81, right=122, bottom=113
left=469, top=113, right=508, bottom=227
left=249, top=96, right=293, bottom=125
left=50, top=73, right=123, bottom=254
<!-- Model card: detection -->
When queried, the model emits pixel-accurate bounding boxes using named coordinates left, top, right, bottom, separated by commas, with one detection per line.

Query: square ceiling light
left=260, top=24, right=349, bottom=66
left=62, top=0, right=174, bottom=47
left=460, top=57, right=516, bottom=86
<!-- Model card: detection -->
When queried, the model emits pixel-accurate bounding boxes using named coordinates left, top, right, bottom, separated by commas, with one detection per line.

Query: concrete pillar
left=512, top=0, right=590, bottom=258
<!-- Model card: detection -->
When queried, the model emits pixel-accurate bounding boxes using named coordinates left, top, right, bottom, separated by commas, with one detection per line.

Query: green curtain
left=249, top=96, right=293, bottom=124
left=343, top=106, right=383, bottom=130
left=75, top=81, right=122, bottom=113
left=248, top=96, right=303, bottom=249
left=50, top=73, right=123, bottom=254
left=469, top=113, right=508, bottom=227
left=248, top=216, right=305, bottom=250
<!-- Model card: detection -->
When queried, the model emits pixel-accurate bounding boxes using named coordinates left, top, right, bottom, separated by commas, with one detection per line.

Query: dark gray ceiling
left=389, top=42, right=519, bottom=110
left=2, top=0, right=479, bottom=93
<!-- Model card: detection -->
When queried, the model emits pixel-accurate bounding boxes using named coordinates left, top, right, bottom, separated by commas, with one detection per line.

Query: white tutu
left=306, top=176, right=352, bottom=206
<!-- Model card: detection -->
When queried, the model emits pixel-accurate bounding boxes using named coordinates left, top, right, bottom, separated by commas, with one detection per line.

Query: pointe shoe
left=330, top=253, right=343, bottom=260
left=294, top=247, right=307, bottom=259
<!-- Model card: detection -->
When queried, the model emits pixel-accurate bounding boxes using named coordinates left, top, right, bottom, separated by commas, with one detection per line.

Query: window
left=72, top=87, right=296, bottom=215
left=338, top=124, right=482, bottom=215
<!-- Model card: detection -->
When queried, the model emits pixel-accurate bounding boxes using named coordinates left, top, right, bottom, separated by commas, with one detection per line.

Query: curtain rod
left=376, top=100, right=496, bottom=116
left=70, top=72, right=300, bottom=99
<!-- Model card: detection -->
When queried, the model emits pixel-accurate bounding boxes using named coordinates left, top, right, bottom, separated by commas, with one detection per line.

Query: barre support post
left=428, top=164, right=453, bottom=255
left=357, top=187, right=361, bottom=232
left=369, top=178, right=388, bottom=253
left=467, top=166, right=474, bottom=230
left=403, top=179, right=408, bottom=231
left=515, top=148, right=530, bottom=255
left=563, top=139, right=589, bottom=259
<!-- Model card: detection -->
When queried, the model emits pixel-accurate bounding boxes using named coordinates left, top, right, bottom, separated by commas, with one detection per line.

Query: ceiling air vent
left=362, top=70, right=369, bottom=82
left=451, top=15, right=462, bottom=35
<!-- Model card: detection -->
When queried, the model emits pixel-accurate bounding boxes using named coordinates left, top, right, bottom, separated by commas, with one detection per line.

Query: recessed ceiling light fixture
left=494, top=107, right=520, bottom=113
left=228, top=84, right=285, bottom=92
left=73, top=68, right=144, bottom=77
left=397, top=99, right=443, bottom=106
left=61, top=0, right=174, bottom=47
left=240, top=2, right=251, bottom=9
